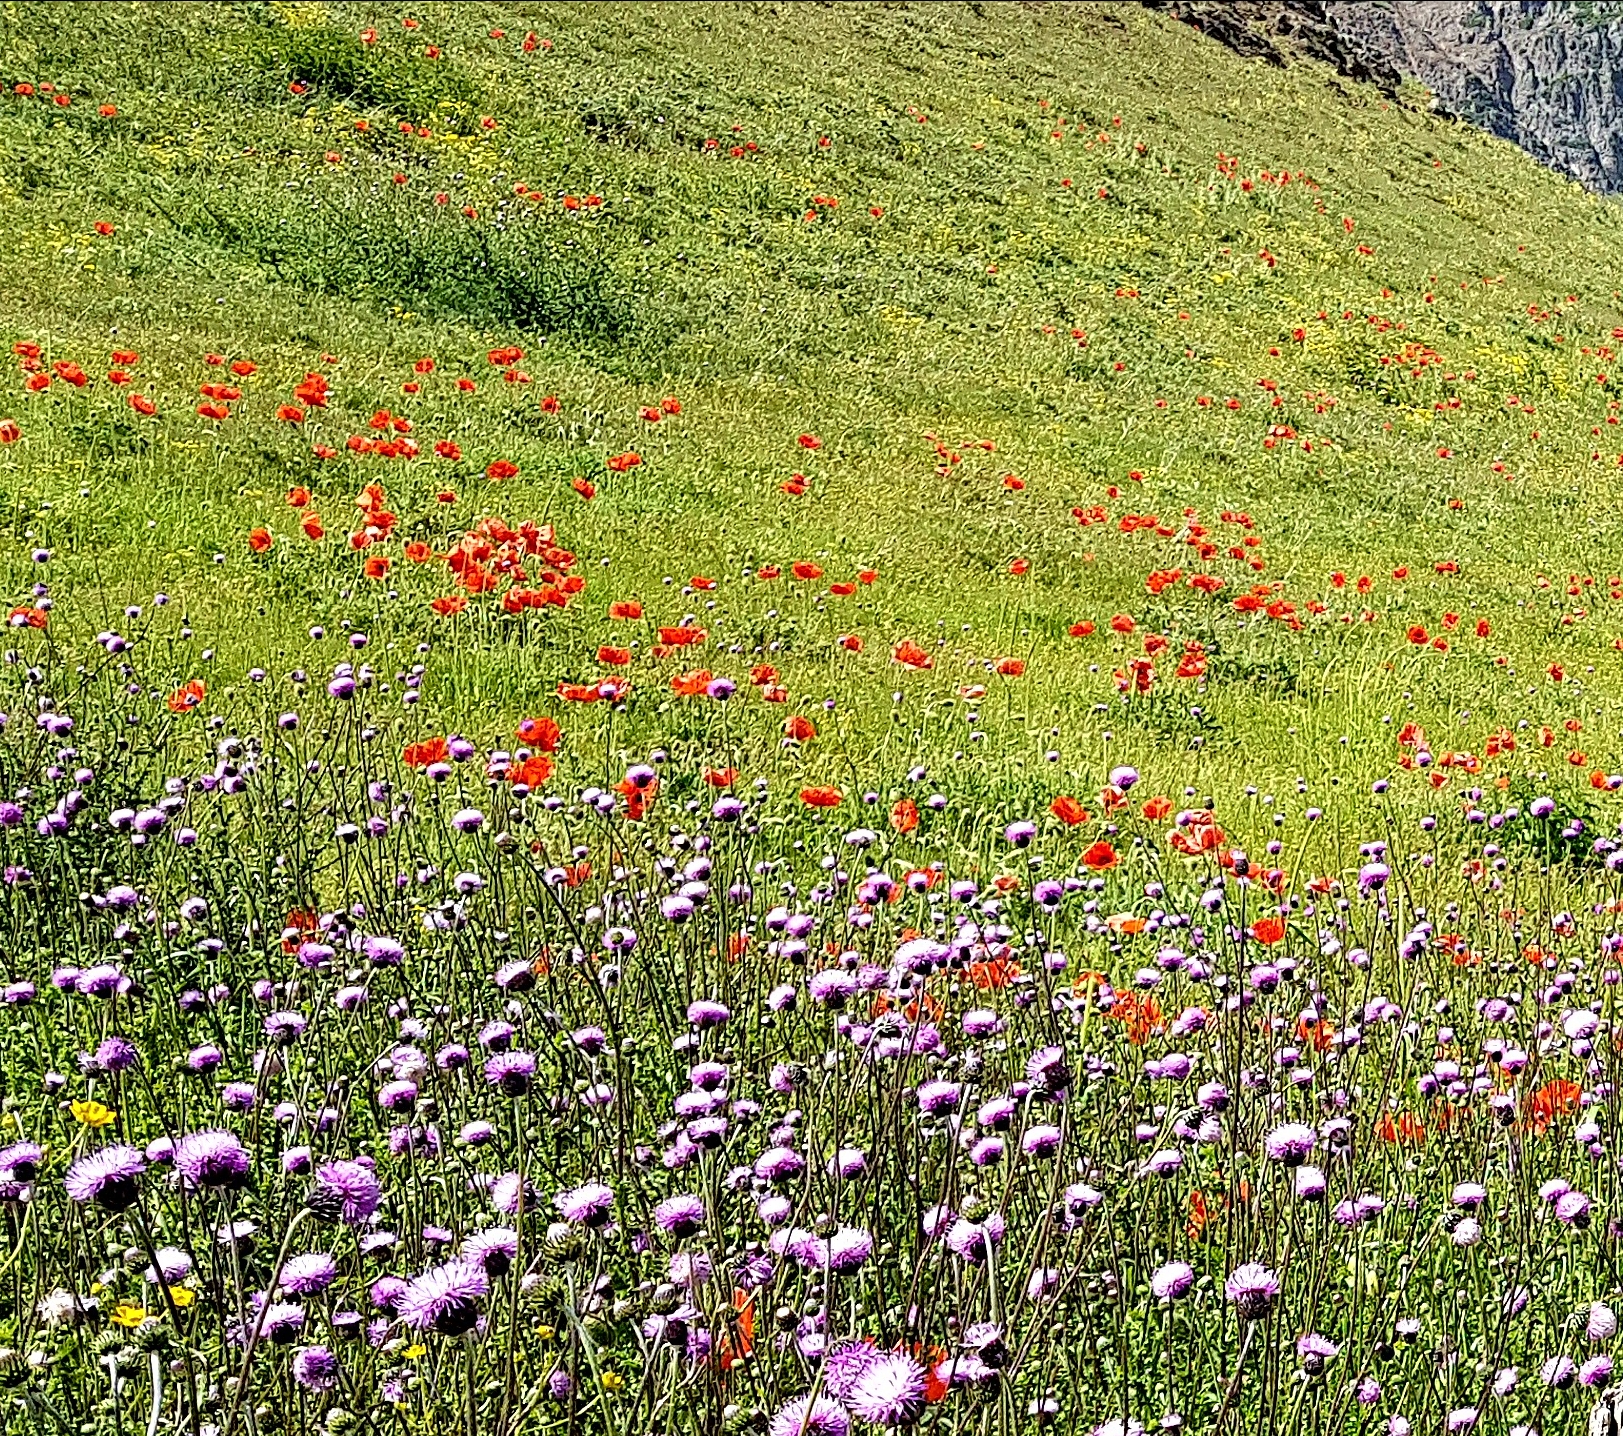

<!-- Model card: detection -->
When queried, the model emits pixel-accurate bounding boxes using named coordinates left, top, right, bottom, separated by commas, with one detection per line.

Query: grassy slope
left=1, top=0, right=1622, bottom=820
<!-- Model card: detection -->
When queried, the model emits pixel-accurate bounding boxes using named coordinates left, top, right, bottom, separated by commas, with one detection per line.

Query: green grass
left=2, top=0, right=1622, bottom=814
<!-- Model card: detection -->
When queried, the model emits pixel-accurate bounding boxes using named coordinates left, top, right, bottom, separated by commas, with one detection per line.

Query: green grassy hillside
left=3, top=0, right=1622, bottom=809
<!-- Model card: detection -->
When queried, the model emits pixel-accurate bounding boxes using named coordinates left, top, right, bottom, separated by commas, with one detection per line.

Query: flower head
left=310, top=1160, right=381, bottom=1226
left=769, top=1394, right=849, bottom=1436
left=173, top=1130, right=251, bottom=1192
left=1224, top=1262, right=1279, bottom=1321
left=397, top=1260, right=488, bottom=1336
left=845, top=1351, right=928, bottom=1427
left=64, top=1146, right=145, bottom=1211
left=555, top=1182, right=615, bottom=1228
left=1151, top=1261, right=1194, bottom=1301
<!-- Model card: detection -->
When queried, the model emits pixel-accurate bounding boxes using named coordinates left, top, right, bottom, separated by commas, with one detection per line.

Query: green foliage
left=246, top=14, right=478, bottom=121
left=1499, top=776, right=1611, bottom=871
left=173, top=178, right=642, bottom=340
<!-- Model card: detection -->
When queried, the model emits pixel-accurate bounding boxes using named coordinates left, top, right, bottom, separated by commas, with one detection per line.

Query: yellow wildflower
left=71, top=1100, right=116, bottom=1129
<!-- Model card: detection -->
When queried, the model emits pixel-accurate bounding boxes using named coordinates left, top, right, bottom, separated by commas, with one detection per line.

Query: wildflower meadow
left=3, top=3, right=1623, bottom=1434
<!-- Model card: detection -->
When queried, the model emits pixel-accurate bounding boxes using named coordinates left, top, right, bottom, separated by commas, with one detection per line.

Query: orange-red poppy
left=1050, top=795, right=1088, bottom=826
left=516, top=717, right=560, bottom=752
left=1248, top=915, right=1286, bottom=945
left=167, top=679, right=206, bottom=713
left=507, top=755, right=553, bottom=787
left=1081, top=840, right=1118, bottom=871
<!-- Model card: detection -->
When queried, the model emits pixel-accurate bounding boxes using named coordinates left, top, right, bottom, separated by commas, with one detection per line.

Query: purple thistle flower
left=686, top=1000, right=731, bottom=1029
left=1262, top=1122, right=1315, bottom=1166
left=76, top=964, right=128, bottom=998
left=822, top=1339, right=881, bottom=1400
left=1139, top=1148, right=1184, bottom=1178
left=826, top=1226, right=875, bottom=1274
left=363, top=935, right=404, bottom=967
left=259, top=1302, right=306, bottom=1345
left=1297, top=1332, right=1339, bottom=1375
left=95, top=1036, right=140, bottom=1074
left=1021, top=1124, right=1062, bottom=1158
left=1589, top=1301, right=1618, bottom=1342
left=483, top=1050, right=537, bottom=1097
left=264, top=1010, right=307, bottom=1044
left=1062, top=1184, right=1103, bottom=1229
left=1025, top=1044, right=1070, bottom=1093
left=1541, top=1355, right=1577, bottom=1389
left=462, top=1227, right=519, bottom=1278
left=754, top=1146, right=805, bottom=1183
left=145, top=1248, right=192, bottom=1284
left=490, top=1172, right=540, bottom=1216
left=310, top=1159, right=382, bottom=1226
left=945, top=1212, right=1006, bottom=1264
left=0, top=1143, right=43, bottom=1181
left=1224, top=1262, right=1279, bottom=1321
left=1555, top=1190, right=1593, bottom=1228
left=173, top=1130, right=251, bottom=1193
left=475, top=1020, right=514, bottom=1054
left=291, top=1345, right=339, bottom=1392
left=1294, top=1166, right=1327, bottom=1202
left=64, top=1145, right=145, bottom=1211
left=769, top=1394, right=850, bottom=1436
left=397, top=1259, right=488, bottom=1337
left=846, top=1350, right=928, bottom=1426
left=1151, top=1261, right=1194, bottom=1301
left=555, top=1182, right=614, bottom=1228
left=280, top=1253, right=338, bottom=1296
left=493, top=959, right=535, bottom=993
left=654, top=1194, right=706, bottom=1238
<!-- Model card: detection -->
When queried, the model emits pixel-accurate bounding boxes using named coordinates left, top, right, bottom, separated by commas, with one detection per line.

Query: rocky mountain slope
left=1150, top=1, right=1623, bottom=194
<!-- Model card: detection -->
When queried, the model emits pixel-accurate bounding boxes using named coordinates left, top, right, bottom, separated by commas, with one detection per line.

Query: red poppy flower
left=1080, top=841, right=1118, bottom=871
left=1050, top=796, right=1088, bottom=826
left=1249, top=915, right=1286, bottom=945
left=167, top=679, right=206, bottom=713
